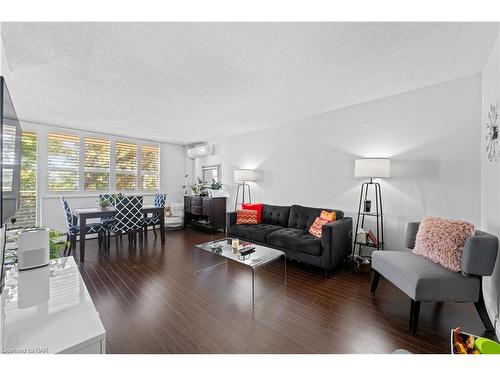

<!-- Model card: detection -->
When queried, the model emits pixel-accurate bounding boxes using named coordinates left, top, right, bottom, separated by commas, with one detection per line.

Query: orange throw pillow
left=320, top=210, right=336, bottom=222
left=236, top=209, right=258, bottom=225
left=309, top=217, right=330, bottom=238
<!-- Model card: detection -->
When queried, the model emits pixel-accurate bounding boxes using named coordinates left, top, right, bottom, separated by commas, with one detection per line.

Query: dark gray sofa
left=227, top=204, right=352, bottom=276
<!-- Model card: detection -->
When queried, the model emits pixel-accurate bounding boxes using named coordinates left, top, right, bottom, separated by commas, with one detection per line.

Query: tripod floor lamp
left=351, top=158, right=390, bottom=262
left=234, top=169, right=257, bottom=211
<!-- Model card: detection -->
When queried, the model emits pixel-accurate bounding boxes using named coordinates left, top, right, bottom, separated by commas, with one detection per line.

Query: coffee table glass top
left=195, top=238, right=284, bottom=269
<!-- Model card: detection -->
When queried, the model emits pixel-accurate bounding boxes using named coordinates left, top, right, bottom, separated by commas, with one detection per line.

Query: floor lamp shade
left=234, top=169, right=257, bottom=182
left=354, top=158, right=390, bottom=178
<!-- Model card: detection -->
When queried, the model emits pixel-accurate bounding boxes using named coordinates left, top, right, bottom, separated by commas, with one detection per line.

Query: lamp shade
left=354, top=158, right=390, bottom=178
left=234, top=169, right=257, bottom=182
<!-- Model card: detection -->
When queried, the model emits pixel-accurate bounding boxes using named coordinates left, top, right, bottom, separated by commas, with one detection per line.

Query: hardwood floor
left=76, top=228, right=491, bottom=354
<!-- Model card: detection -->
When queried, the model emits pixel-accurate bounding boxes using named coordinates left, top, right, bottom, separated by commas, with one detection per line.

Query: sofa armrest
left=226, top=211, right=237, bottom=232
left=405, top=222, right=420, bottom=249
left=321, top=217, right=353, bottom=270
left=462, top=230, right=498, bottom=276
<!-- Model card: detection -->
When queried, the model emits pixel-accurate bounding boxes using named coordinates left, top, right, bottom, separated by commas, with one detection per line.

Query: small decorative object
left=363, top=199, right=371, bottom=213
left=238, top=247, right=255, bottom=261
left=97, top=196, right=112, bottom=209
left=209, top=178, right=223, bottom=190
left=189, top=177, right=204, bottom=195
left=164, top=206, right=172, bottom=217
left=231, top=238, right=240, bottom=253
left=182, top=174, right=190, bottom=195
left=367, top=229, right=378, bottom=247
left=485, top=104, right=499, bottom=162
left=211, top=241, right=223, bottom=254
left=452, top=327, right=500, bottom=354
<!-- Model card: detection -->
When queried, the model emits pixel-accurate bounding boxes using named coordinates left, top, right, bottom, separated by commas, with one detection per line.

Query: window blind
left=141, top=145, right=160, bottom=191
left=1, top=124, right=17, bottom=192
left=47, top=132, right=80, bottom=191
left=14, top=131, right=38, bottom=227
left=84, top=137, right=110, bottom=191
left=115, top=141, right=137, bottom=190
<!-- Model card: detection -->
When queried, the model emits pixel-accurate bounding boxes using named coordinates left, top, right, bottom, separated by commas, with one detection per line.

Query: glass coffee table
left=194, top=238, right=287, bottom=307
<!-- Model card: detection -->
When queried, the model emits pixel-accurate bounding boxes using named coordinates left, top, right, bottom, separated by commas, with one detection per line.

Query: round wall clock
left=485, top=104, right=499, bottom=162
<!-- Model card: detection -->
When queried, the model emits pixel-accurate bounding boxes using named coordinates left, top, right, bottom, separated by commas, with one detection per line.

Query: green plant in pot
left=97, top=196, right=113, bottom=209
left=189, top=177, right=204, bottom=195
left=209, top=178, right=222, bottom=190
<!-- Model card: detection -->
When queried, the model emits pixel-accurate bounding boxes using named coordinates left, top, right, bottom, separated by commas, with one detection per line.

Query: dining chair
left=105, top=195, right=144, bottom=247
left=143, top=193, right=167, bottom=238
left=61, top=197, right=107, bottom=256
left=99, top=193, right=116, bottom=226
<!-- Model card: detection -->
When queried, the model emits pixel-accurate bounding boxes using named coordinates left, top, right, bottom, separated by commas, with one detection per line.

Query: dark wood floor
left=76, top=228, right=490, bottom=354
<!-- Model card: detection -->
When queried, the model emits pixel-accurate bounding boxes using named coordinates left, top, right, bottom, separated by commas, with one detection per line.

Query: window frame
left=83, top=136, right=111, bottom=192
left=43, top=126, right=161, bottom=195
left=140, top=143, right=161, bottom=191
left=47, top=131, right=81, bottom=192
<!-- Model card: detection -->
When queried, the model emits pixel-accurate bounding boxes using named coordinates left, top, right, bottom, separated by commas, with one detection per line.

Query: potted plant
left=97, top=196, right=113, bottom=209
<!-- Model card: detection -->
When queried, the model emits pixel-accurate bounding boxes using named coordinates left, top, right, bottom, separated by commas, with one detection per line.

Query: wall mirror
left=202, top=164, right=221, bottom=184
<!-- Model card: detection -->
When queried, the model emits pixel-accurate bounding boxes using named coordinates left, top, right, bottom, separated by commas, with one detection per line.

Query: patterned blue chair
left=105, top=195, right=144, bottom=246
left=143, top=193, right=166, bottom=238
left=99, top=193, right=116, bottom=226
left=61, top=197, right=107, bottom=255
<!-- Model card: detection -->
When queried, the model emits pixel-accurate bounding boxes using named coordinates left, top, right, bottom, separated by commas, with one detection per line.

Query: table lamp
left=234, top=169, right=257, bottom=211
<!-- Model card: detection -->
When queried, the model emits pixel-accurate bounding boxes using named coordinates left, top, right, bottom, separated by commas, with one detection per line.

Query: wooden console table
left=184, top=196, right=226, bottom=232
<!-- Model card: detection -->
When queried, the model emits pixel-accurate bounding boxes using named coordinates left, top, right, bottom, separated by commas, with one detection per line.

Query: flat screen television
left=0, top=76, right=22, bottom=294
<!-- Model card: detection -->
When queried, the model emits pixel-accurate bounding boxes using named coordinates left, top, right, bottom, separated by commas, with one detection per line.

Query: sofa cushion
left=413, top=216, right=474, bottom=272
left=242, top=203, right=263, bottom=223
left=288, top=205, right=343, bottom=230
left=372, top=250, right=480, bottom=302
left=267, top=228, right=323, bottom=256
left=236, top=209, right=258, bottom=225
left=261, top=204, right=290, bottom=227
left=228, top=223, right=283, bottom=243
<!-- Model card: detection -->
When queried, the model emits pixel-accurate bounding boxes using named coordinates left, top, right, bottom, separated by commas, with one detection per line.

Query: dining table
left=73, top=205, right=165, bottom=263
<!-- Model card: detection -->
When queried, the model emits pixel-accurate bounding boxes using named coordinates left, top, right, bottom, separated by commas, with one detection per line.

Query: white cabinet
left=0, top=257, right=106, bottom=354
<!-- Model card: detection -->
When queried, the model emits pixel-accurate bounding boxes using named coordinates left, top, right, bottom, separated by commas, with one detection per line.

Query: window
left=47, top=132, right=80, bottom=191
left=84, top=137, right=110, bottom=191
left=115, top=141, right=137, bottom=190
left=141, top=145, right=160, bottom=191
left=14, top=131, right=38, bottom=227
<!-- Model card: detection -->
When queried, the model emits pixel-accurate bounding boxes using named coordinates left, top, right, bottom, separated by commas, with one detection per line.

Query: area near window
left=84, top=137, right=110, bottom=191
left=13, top=131, right=38, bottom=228
left=115, top=141, right=138, bottom=190
left=141, top=145, right=160, bottom=191
left=47, top=132, right=80, bottom=191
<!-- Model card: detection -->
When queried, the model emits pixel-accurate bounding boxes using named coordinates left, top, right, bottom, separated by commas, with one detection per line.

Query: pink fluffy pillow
left=413, top=216, right=474, bottom=272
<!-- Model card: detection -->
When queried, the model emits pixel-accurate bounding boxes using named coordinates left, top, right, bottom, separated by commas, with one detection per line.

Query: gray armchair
left=371, top=222, right=498, bottom=335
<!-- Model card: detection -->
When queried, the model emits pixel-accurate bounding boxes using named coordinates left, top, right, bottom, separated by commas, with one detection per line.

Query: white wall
left=480, top=34, right=500, bottom=338
left=19, top=121, right=186, bottom=232
left=197, top=74, right=482, bottom=254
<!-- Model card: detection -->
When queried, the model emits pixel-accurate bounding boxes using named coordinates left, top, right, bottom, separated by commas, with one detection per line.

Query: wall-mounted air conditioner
left=187, top=143, right=213, bottom=159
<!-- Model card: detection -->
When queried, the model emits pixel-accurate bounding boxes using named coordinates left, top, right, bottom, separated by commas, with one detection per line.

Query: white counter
left=0, top=257, right=106, bottom=354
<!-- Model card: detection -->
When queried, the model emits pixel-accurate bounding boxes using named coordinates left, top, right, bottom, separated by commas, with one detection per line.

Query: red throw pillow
left=242, top=203, right=263, bottom=223
left=309, top=217, right=330, bottom=238
left=236, top=209, right=258, bottom=225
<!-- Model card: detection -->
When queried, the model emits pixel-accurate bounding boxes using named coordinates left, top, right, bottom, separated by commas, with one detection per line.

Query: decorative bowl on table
left=210, top=241, right=224, bottom=254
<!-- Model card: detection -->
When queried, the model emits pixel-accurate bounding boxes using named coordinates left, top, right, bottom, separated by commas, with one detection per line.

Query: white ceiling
left=1, top=22, right=499, bottom=144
